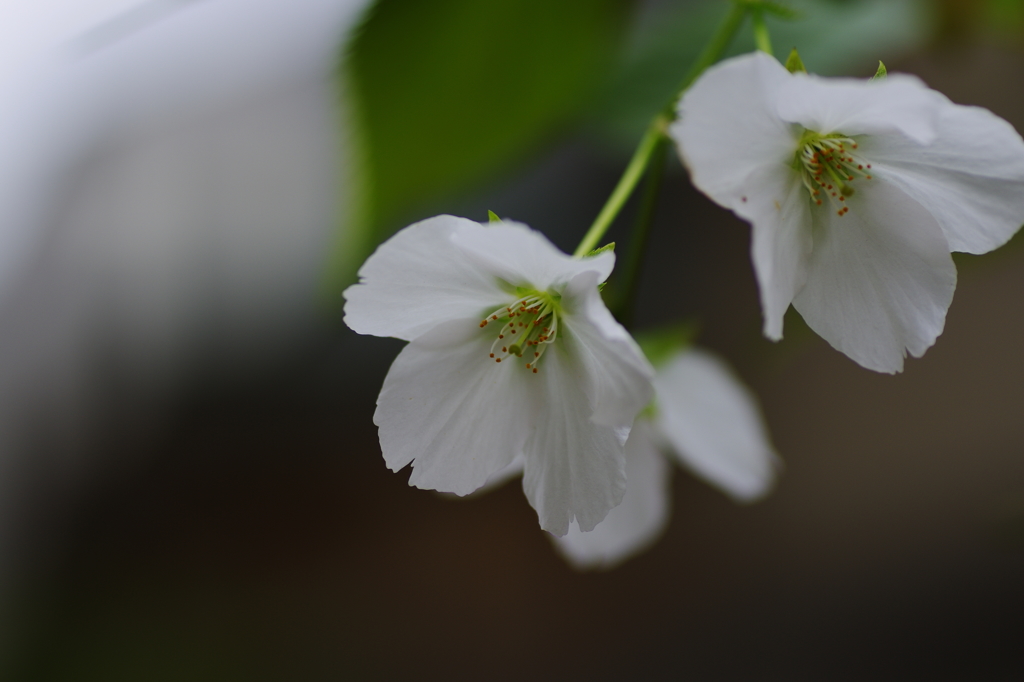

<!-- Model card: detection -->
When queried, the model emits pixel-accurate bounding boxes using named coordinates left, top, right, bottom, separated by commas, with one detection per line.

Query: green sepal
left=872, top=61, right=887, bottom=80
left=584, top=242, right=615, bottom=258
left=784, top=48, right=806, bottom=74
left=487, top=210, right=502, bottom=223
left=633, top=321, right=700, bottom=369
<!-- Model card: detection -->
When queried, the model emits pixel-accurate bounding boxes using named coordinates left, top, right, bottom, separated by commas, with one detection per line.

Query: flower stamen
left=795, top=133, right=872, bottom=217
left=479, top=290, right=561, bottom=373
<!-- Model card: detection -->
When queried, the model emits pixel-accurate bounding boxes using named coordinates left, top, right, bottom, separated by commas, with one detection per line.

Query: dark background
left=3, top=1, right=1024, bottom=679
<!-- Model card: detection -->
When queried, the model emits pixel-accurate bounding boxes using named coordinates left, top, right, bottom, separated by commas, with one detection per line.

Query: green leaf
left=326, top=0, right=629, bottom=295
left=984, top=0, right=1024, bottom=37
left=633, top=322, right=700, bottom=369
left=487, top=210, right=502, bottom=223
left=784, top=47, right=806, bottom=73
left=756, top=1, right=801, bottom=20
left=872, top=60, right=887, bottom=79
left=585, top=0, right=937, bottom=152
left=584, top=242, right=615, bottom=258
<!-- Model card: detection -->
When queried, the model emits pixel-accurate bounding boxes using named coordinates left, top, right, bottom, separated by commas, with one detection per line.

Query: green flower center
left=478, top=288, right=562, bottom=374
left=794, top=131, right=873, bottom=217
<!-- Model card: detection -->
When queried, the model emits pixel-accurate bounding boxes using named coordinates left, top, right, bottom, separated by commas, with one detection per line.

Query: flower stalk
left=751, top=9, right=773, bottom=56
left=573, top=0, right=750, bottom=260
left=573, top=116, right=668, bottom=257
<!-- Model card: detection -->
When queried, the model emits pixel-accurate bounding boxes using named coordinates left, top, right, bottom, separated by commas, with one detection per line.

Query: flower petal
left=343, top=215, right=509, bottom=341
left=374, top=317, right=537, bottom=495
left=472, top=455, right=525, bottom=495
left=561, top=271, right=654, bottom=429
left=521, top=341, right=630, bottom=536
left=551, top=420, right=670, bottom=569
left=792, top=180, right=956, bottom=373
left=672, top=51, right=798, bottom=201
left=738, top=166, right=813, bottom=340
left=862, top=103, right=1024, bottom=255
left=654, top=349, right=779, bottom=501
left=450, top=221, right=615, bottom=291
left=777, top=72, right=940, bottom=145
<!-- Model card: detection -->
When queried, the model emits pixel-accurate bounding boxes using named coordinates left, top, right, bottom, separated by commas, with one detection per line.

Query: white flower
left=671, top=52, right=1024, bottom=373
left=343, top=215, right=654, bottom=535
left=553, top=347, right=780, bottom=569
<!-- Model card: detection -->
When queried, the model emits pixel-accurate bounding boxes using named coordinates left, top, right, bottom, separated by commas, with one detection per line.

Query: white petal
left=792, top=180, right=956, bottom=373
left=862, top=103, right=1024, bottom=255
left=432, top=453, right=524, bottom=501
left=777, top=72, right=940, bottom=145
left=451, top=221, right=614, bottom=292
left=739, top=166, right=813, bottom=340
left=473, top=455, right=525, bottom=495
left=521, top=342, right=629, bottom=536
left=343, top=215, right=509, bottom=341
left=672, top=51, right=797, bottom=201
left=374, top=318, right=537, bottom=495
left=551, top=420, right=670, bottom=569
left=560, top=271, right=654, bottom=429
left=654, top=349, right=779, bottom=501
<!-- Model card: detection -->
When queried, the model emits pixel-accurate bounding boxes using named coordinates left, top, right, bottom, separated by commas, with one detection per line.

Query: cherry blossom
left=554, top=348, right=779, bottom=569
left=672, top=52, right=1024, bottom=372
left=344, top=215, right=653, bottom=535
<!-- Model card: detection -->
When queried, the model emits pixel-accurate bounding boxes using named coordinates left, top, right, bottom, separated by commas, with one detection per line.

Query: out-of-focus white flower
left=0, top=0, right=371, bottom=598
left=553, top=348, right=779, bottom=570
left=671, top=51, right=1024, bottom=373
left=344, top=215, right=654, bottom=536
left=0, top=0, right=373, bottom=474
left=0, top=0, right=372, bottom=306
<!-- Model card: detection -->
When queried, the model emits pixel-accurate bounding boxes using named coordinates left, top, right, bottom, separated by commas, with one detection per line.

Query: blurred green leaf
left=758, top=1, right=801, bottom=20
left=984, top=0, right=1024, bottom=38
left=487, top=210, right=502, bottom=223
left=585, top=0, right=938, bottom=152
left=634, top=322, right=700, bottom=369
left=327, top=0, right=630, bottom=295
left=872, top=60, right=887, bottom=79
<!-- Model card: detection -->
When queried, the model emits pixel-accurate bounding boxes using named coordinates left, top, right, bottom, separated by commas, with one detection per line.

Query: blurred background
left=1, top=0, right=1024, bottom=678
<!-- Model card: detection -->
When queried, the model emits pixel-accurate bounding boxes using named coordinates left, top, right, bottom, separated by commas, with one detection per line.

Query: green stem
left=611, top=137, right=668, bottom=326
left=573, top=116, right=667, bottom=257
left=752, top=9, right=773, bottom=56
left=573, top=1, right=748, bottom=258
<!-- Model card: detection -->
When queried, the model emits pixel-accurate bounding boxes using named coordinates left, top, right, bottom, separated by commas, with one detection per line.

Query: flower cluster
left=343, top=48, right=1024, bottom=567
